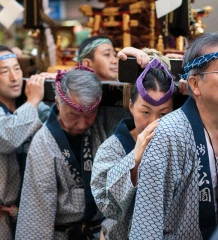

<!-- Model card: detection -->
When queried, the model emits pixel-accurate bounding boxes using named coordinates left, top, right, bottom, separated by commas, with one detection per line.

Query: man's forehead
left=0, top=51, right=18, bottom=66
left=95, top=43, right=114, bottom=51
left=0, top=51, right=17, bottom=59
left=203, top=45, right=218, bottom=55
left=0, top=50, right=13, bottom=57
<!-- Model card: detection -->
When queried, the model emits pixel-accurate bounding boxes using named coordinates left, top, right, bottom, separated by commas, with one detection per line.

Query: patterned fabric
left=0, top=102, right=42, bottom=240
left=182, top=98, right=216, bottom=238
left=37, top=102, right=51, bottom=123
left=180, top=51, right=218, bottom=80
left=129, top=107, right=206, bottom=240
left=15, top=106, right=131, bottom=240
left=91, top=119, right=137, bottom=240
left=46, top=104, right=98, bottom=221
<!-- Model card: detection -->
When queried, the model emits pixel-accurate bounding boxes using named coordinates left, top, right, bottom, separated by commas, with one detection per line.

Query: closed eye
left=0, top=70, right=9, bottom=74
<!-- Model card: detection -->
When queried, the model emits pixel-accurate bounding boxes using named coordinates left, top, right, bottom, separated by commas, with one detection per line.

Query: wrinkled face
left=191, top=46, right=218, bottom=109
left=56, top=95, right=98, bottom=136
left=89, top=43, right=118, bottom=81
left=0, top=51, right=23, bottom=105
left=129, top=90, right=173, bottom=135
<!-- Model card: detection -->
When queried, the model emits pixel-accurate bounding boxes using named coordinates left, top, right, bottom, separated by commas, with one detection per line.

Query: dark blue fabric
left=0, top=102, right=12, bottom=114
left=114, top=118, right=135, bottom=154
left=46, top=105, right=81, bottom=172
left=64, top=131, right=82, bottom=167
left=80, top=129, right=98, bottom=221
left=182, top=97, right=216, bottom=239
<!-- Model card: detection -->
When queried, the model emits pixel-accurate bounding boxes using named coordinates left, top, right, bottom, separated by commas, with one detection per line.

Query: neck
left=130, top=128, right=138, bottom=141
left=197, top=101, right=218, bottom=156
left=0, top=99, right=16, bottom=112
left=197, top=101, right=218, bottom=131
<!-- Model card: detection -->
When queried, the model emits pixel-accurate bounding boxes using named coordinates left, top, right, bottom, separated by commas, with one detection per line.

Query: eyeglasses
left=198, top=71, right=218, bottom=75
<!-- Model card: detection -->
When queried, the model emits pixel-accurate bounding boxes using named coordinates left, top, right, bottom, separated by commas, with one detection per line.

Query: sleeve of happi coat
left=129, top=124, right=180, bottom=240
left=0, top=102, right=42, bottom=154
left=15, top=129, right=57, bottom=240
left=91, top=135, right=137, bottom=220
left=37, top=102, right=51, bottom=123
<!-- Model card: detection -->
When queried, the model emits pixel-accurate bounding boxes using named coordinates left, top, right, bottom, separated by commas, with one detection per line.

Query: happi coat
left=129, top=97, right=218, bottom=240
left=0, top=101, right=49, bottom=240
left=15, top=105, right=130, bottom=240
left=91, top=118, right=137, bottom=240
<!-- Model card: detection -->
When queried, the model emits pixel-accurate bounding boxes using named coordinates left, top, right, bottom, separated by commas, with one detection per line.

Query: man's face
left=0, top=51, right=23, bottom=104
left=89, top=43, right=118, bottom=81
left=56, top=95, right=98, bottom=136
left=196, top=58, right=218, bottom=108
left=189, top=46, right=218, bottom=108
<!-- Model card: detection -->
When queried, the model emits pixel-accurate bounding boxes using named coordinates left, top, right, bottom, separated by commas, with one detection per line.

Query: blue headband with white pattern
left=0, top=53, right=17, bottom=61
left=180, top=52, right=218, bottom=80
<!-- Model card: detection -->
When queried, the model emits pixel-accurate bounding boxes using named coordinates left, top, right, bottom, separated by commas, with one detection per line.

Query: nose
left=9, top=69, right=18, bottom=81
left=77, top=117, right=89, bottom=130
left=149, top=114, right=159, bottom=124
left=111, top=55, right=118, bottom=64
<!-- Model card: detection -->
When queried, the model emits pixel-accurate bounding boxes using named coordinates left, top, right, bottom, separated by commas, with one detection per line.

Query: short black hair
left=78, top=35, right=111, bottom=56
left=131, top=68, right=172, bottom=104
left=0, top=45, right=13, bottom=53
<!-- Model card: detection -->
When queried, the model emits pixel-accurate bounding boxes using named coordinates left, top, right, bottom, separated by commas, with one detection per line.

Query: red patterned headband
left=55, top=66, right=102, bottom=112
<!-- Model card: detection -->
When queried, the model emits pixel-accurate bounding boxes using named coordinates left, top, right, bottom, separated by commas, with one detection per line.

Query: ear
left=55, top=97, right=60, bottom=110
left=81, top=58, right=93, bottom=68
left=129, top=99, right=134, bottom=115
left=188, top=75, right=201, bottom=96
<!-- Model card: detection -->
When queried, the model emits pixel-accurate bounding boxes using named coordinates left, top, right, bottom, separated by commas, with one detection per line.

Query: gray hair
left=183, top=32, right=218, bottom=95
left=55, top=68, right=102, bottom=106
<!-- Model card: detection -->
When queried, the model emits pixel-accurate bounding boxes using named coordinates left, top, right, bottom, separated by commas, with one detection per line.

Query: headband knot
left=136, top=58, right=174, bottom=106
left=56, top=69, right=67, bottom=82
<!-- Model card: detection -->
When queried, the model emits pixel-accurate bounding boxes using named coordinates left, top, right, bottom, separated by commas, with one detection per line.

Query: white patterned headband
left=76, top=38, right=112, bottom=62
left=0, top=53, right=17, bottom=61
left=180, top=51, right=218, bottom=80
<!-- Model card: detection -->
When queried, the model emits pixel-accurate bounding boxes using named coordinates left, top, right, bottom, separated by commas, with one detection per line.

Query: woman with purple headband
left=91, top=57, right=175, bottom=240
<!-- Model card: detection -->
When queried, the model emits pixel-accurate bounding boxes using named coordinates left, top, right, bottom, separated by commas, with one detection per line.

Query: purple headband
left=136, top=58, right=174, bottom=106
left=55, top=66, right=102, bottom=112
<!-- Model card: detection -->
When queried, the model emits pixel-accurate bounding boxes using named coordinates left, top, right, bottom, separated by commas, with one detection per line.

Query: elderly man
left=129, top=32, right=218, bottom=240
